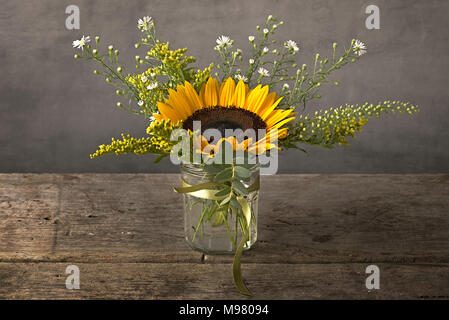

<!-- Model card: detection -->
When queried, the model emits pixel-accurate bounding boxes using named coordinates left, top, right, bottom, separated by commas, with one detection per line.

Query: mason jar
left=180, top=162, right=259, bottom=254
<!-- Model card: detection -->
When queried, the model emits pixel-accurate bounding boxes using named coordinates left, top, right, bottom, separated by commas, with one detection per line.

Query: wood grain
left=0, top=174, right=448, bottom=299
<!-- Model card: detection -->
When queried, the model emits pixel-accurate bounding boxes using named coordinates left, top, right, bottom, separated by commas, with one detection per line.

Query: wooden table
left=0, top=174, right=448, bottom=299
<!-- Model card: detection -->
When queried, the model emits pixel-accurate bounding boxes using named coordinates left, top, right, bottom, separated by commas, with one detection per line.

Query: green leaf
left=215, top=186, right=231, bottom=197
left=234, top=166, right=252, bottom=179
left=203, top=164, right=226, bottom=174
left=233, top=180, right=249, bottom=196
left=153, top=153, right=168, bottom=163
left=230, top=197, right=242, bottom=210
left=232, top=234, right=252, bottom=296
left=214, top=167, right=233, bottom=183
left=220, top=196, right=231, bottom=206
left=173, top=181, right=220, bottom=194
left=212, top=210, right=225, bottom=227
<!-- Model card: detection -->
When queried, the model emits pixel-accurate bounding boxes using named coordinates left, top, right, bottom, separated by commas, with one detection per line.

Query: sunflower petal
left=166, top=88, right=190, bottom=119
left=265, top=109, right=294, bottom=128
left=204, top=77, right=219, bottom=107
left=152, top=113, right=165, bottom=122
left=270, top=116, right=296, bottom=129
left=251, top=85, right=269, bottom=113
left=260, top=97, right=283, bottom=121
left=157, top=102, right=183, bottom=122
left=184, top=81, right=204, bottom=111
left=244, top=84, right=262, bottom=111
left=232, top=80, right=247, bottom=108
left=219, top=77, right=236, bottom=107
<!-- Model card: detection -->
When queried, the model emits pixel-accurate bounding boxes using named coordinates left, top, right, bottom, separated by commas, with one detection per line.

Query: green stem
left=192, top=201, right=207, bottom=243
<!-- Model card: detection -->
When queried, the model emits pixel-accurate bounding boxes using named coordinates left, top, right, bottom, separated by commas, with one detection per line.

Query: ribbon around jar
left=173, top=176, right=259, bottom=295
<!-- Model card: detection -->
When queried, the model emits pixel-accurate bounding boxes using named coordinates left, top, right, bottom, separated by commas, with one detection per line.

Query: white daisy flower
left=249, top=59, right=255, bottom=65
left=216, top=35, right=232, bottom=48
left=283, top=83, right=290, bottom=89
left=258, top=67, right=270, bottom=77
left=285, top=40, right=299, bottom=52
left=147, top=82, right=158, bottom=90
left=138, top=16, right=153, bottom=32
left=263, top=28, right=269, bottom=34
left=235, top=74, right=248, bottom=82
left=352, top=39, right=367, bottom=56
left=263, top=47, right=269, bottom=53
left=138, top=100, right=145, bottom=106
left=248, top=36, right=255, bottom=42
left=72, top=35, right=90, bottom=50
left=141, top=75, right=148, bottom=83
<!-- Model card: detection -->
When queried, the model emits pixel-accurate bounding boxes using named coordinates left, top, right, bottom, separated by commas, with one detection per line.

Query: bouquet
left=73, top=15, right=418, bottom=295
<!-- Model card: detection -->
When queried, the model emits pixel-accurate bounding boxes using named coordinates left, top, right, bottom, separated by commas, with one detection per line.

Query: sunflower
left=153, top=77, right=295, bottom=155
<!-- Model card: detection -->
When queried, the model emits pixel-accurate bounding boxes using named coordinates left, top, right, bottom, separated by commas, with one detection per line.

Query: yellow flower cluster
left=90, top=134, right=168, bottom=159
left=126, top=68, right=163, bottom=103
left=280, top=101, right=419, bottom=149
left=187, top=63, right=214, bottom=92
left=148, top=42, right=196, bottom=72
left=146, top=119, right=181, bottom=152
left=90, top=120, right=181, bottom=159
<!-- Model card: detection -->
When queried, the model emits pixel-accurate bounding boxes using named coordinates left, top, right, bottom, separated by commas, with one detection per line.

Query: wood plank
left=0, top=174, right=448, bottom=264
left=0, top=262, right=447, bottom=299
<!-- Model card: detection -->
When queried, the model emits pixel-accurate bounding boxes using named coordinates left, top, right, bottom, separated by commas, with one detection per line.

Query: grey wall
left=1, top=0, right=448, bottom=173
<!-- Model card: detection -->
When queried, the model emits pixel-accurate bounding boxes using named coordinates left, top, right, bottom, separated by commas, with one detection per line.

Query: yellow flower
left=153, top=77, right=295, bottom=155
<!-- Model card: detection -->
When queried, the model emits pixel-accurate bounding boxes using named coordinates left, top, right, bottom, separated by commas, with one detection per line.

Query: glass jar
left=180, top=162, right=259, bottom=254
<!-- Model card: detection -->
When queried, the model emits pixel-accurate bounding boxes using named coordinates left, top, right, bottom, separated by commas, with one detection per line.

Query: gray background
left=1, top=0, right=448, bottom=173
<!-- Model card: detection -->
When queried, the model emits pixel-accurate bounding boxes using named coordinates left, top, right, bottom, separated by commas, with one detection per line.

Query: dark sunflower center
left=182, top=107, right=266, bottom=140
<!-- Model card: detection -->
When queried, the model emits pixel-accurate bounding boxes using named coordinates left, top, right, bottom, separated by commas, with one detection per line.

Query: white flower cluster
left=138, top=16, right=154, bottom=32
left=352, top=39, right=367, bottom=56
left=72, top=35, right=90, bottom=50
left=258, top=67, right=270, bottom=77
left=216, top=35, right=232, bottom=48
left=284, top=40, right=299, bottom=52
left=235, top=74, right=248, bottom=82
